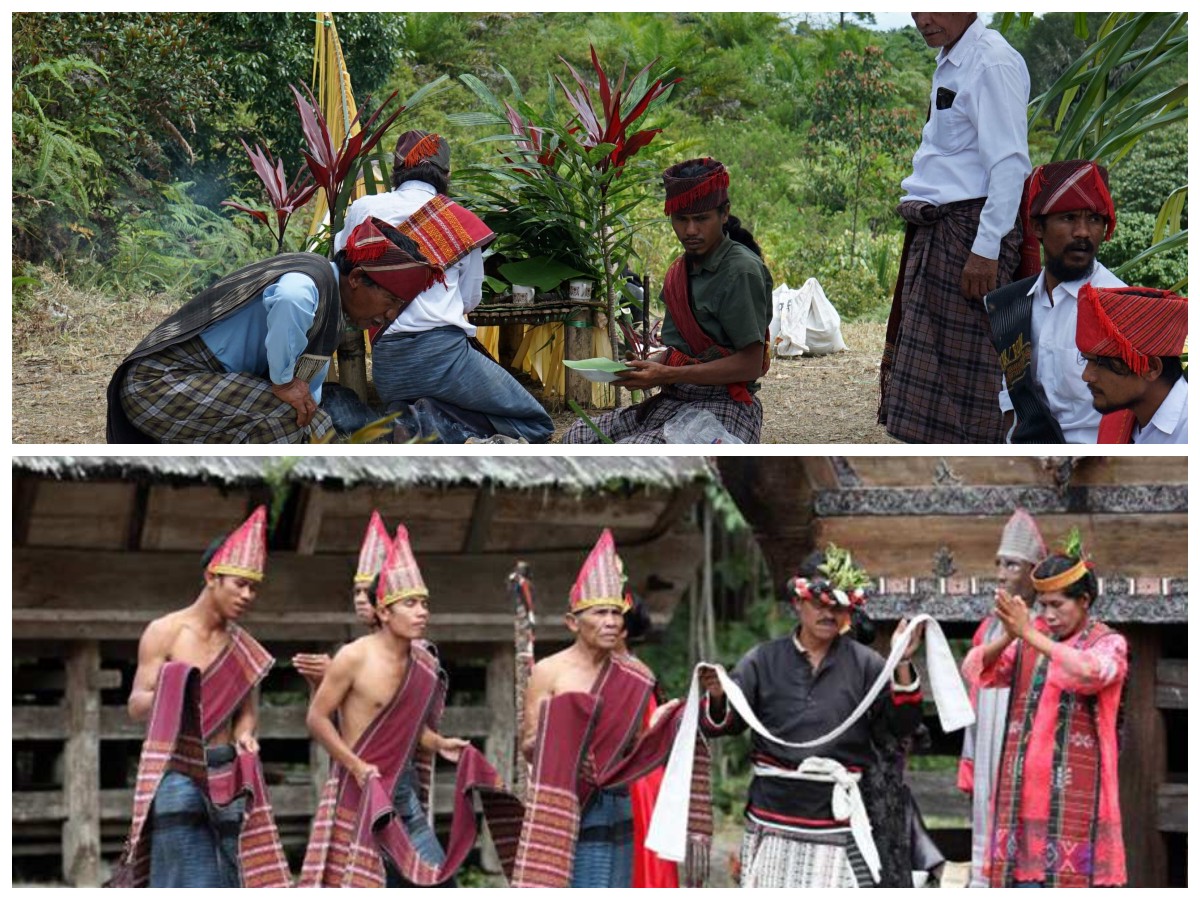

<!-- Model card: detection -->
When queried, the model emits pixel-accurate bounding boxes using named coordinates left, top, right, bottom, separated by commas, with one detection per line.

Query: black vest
left=106, top=253, right=341, bottom=443
left=985, top=275, right=1066, bottom=444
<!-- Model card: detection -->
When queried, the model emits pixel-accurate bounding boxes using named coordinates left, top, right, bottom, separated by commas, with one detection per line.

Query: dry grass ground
left=12, top=273, right=895, bottom=445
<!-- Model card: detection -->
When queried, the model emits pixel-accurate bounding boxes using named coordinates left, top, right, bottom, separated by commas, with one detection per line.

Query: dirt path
left=12, top=273, right=895, bottom=445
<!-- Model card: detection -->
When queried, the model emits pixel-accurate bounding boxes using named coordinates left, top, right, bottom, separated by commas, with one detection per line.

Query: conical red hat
left=355, top=511, right=390, bottom=586
left=570, top=529, right=629, bottom=613
left=207, top=505, right=268, bottom=582
left=377, top=525, right=428, bottom=607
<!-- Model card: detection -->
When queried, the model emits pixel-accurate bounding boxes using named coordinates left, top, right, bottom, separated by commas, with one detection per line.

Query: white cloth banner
left=645, top=614, right=974, bottom=864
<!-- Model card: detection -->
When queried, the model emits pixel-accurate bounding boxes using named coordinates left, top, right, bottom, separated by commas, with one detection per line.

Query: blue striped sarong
left=148, top=745, right=246, bottom=887
left=569, top=787, right=634, bottom=888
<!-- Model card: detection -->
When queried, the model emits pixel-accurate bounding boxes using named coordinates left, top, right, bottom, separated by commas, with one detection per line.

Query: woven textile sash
left=365, top=194, right=494, bottom=345
left=985, top=275, right=1067, bottom=443
left=1096, top=410, right=1137, bottom=444
left=106, top=658, right=289, bottom=888
left=661, top=255, right=766, bottom=405
left=200, top=625, right=273, bottom=740
left=398, top=194, right=495, bottom=269
left=298, top=643, right=443, bottom=887
left=512, top=659, right=712, bottom=888
left=647, top=615, right=973, bottom=864
left=107, top=253, right=341, bottom=443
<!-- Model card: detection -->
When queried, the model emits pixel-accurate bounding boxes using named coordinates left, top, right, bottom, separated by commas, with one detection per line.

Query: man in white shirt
left=1075, top=284, right=1188, bottom=444
left=880, top=13, right=1031, bottom=443
left=986, top=160, right=1124, bottom=443
left=334, top=131, right=554, bottom=443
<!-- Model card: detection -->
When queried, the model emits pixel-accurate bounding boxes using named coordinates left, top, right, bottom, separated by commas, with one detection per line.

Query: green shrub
left=1104, top=210, right=1188, bottom=290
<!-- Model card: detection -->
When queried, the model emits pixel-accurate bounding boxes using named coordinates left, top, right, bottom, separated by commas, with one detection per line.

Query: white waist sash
left=646, top=614, right=974, bottom=867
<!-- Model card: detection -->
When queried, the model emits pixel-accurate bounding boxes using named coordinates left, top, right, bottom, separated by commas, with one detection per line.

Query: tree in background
left=809, top=46, right=914, bottom=258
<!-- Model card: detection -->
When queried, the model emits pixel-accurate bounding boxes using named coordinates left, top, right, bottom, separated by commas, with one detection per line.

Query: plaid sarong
left=987, top=621, right=1126, bottom=886
left=119, top=336, right=333, bottom=443
left=512, top=658, right=712, bottom=888
left=879, top=198, right=1021, bottom=443
left=107, top=631, right=289, bottom=889
left=560, top=383, right=762, bottom=444
left=299, top=645, right=522, bottom=887
left=108, top=253, right=340, bottom=442
left=740, top=819, right=871, bottom=888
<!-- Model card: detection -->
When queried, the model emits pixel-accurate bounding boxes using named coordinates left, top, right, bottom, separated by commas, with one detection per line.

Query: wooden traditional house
left=11, top=456, right=711, bottom=885
left=719, top=455, right=1188, bottom=887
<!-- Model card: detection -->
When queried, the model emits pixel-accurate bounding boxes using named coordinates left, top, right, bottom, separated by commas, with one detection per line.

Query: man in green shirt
left=562, top=158, right=773, bottom=443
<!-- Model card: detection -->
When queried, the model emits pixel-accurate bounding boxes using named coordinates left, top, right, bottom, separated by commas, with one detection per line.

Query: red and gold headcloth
left=393, top=129, right=451, bottom=173
left=345, top=216, right=443, bottom=300
left=377, top=524, right=429, bottom=608
left=355, top=510, right=390, bottom=587
left=663, top=157, right=730, bottom=216
left=1076, top=284, right=1188, bottom=376
left=208, top=505, right=268, bottom=582
left=569, top=529, right=630, bottom=614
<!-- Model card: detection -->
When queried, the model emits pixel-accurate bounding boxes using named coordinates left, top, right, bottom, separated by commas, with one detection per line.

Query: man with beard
left=1076, top=284, right=1188, bottom=444
left=879, top=12, right=1030, bottom=443
left=561, top=157, right=773, bottom=444
left=986, top=160, right=1125, bottom=442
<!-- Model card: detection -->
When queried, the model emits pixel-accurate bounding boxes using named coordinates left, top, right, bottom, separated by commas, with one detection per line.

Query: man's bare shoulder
left=140, top=610, right=185, bottom=649
left=331, top=634, right=375, bottom=667
left=531, top=646, right=576, bottom=677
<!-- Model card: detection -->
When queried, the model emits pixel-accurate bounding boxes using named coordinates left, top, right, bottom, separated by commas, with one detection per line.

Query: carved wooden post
left=509, top=561, right=535, bottom=802
left=63, top=640, right=101, bottom=886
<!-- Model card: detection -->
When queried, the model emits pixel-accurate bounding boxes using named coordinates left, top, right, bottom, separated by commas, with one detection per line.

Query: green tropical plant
left=453, top=47, right=678, bottom=381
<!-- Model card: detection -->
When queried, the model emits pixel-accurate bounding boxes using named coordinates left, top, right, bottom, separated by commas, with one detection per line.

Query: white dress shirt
left=998, top=261, right=1125, bottom=443
left=1134, top=378, right=1188, bottom=444
left=901, top=17, right=1031, bottom=260
left=334, top=181, right=485, bottom=337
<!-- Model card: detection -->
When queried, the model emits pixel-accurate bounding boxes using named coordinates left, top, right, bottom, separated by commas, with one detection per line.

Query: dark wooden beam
left=1119, top=624, right=1167, bottom=886
left=13, top=473, right=39, bottom=547
left=463, top=486, right=496, bottom=554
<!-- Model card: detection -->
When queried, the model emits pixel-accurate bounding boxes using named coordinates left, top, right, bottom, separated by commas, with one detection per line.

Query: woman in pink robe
left=963, top=550, right=1128, bottom=887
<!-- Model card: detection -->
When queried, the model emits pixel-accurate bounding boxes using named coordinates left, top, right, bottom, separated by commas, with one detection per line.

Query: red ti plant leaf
left=554, top=45, right=679, bottom=172
left=222, top=138, right=318, bottom=253
left=289, top=81, right=408, bottom=237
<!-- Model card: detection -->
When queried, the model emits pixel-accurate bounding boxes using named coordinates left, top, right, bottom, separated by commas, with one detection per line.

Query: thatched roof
left=13, top=456, right=713, bottom=493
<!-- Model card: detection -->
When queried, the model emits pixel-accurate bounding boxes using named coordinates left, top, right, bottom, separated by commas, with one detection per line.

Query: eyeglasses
left=1077, top=351, right=1131, bottom=376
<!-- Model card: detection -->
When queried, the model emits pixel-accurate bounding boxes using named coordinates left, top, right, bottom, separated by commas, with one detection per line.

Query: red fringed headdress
left=1075, top=284, right=1188, bottom=376
left=393, top=130, right=450, bottom=174
left=345, top=217, right=444, bottom=298
left=663, top=158, right=730, bottom=216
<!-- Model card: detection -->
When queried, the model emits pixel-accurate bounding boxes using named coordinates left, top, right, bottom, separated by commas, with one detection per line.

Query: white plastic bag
left=768, top=277, right=846, bottom=358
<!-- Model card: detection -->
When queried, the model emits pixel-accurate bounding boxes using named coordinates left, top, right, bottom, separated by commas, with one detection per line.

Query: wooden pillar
left=1119, top=624, right=1167, bottom=886
left=336, top=330, right=369, bottom=401
left=62, top=640, right=101, bottom=886
left=482, top=644, right=516, bottom=873
left=499, top=323, right=525, bottom=367
left=565, top=307, right=594, bottom=407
